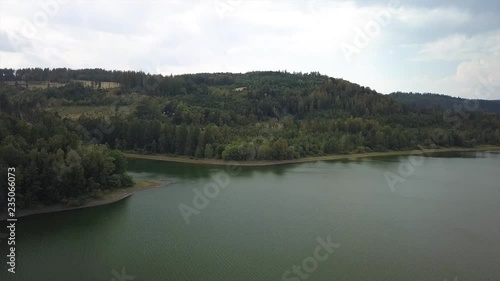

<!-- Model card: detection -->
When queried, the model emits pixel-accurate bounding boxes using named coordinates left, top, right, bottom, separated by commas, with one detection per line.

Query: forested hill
left=0, top=83, right=134, bottom=213
left=1, top=68, right=499, bottom=154
left=390, top=92, right=500, bottom=115
left=1, top=68, right=500, bottom=209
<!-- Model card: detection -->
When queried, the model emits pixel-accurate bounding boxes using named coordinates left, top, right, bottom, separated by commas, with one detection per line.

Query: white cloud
left=0, top=0, right=499, bottom=99
left=396, top=7, right=471, bottom=28
left=413, top=29, right=500, bottom=61
left=453, top=55, right=500, bottom=99
left=402, top=55, right=500, bottom=99
left=404, top=28, right=500, bottom=99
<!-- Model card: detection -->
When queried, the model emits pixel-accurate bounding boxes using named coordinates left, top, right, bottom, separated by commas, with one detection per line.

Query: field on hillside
left=6, top=81, right=66, bottom=89
left=5, top=80, right=121, bottom=90
left=73, top=80, right=121, bottom=89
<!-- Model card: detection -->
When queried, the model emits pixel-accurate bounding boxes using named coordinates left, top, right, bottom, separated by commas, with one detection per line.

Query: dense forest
left=0, top=83, right=133, bottom=213
left=1, top=68, right=500, bottom=210
left=390, top=92, right=500, bottom=115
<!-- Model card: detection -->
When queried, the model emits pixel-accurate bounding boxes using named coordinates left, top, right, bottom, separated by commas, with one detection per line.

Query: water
left=2, top=152, right=500, bottom=281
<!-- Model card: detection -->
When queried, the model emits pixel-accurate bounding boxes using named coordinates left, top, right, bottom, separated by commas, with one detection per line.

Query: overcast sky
left=0, top=0, right=499, bottom=99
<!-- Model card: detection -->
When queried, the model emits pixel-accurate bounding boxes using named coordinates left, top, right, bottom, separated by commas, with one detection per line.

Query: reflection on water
left=127, top=151, right=498, bottom=181
left=126, top=158, right=295, bottom=180
left=424, top=151, right=489, bottom=158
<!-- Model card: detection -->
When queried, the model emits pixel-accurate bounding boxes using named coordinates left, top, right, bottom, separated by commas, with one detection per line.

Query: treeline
left=390, top=92, right=500, bottom=115
left=78, top=109, right=500, bottom=161
left=0, top=67, right=329, bottom=97
left=0, top=87, right=133, bottom=212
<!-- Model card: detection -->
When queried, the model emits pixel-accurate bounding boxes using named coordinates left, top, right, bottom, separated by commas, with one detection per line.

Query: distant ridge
left=389, top=92, right=500, bottom=114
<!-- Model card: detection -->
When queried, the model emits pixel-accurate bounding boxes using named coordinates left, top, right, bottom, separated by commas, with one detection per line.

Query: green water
left=2, top=152, right=500, bottom=281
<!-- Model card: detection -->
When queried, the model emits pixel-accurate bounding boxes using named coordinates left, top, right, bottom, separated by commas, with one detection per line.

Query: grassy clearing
left=73, top=80, right=121, bottom=89
left=6, top=81, right=66, bottom=89
left=6, top=80, right=120, bottom=89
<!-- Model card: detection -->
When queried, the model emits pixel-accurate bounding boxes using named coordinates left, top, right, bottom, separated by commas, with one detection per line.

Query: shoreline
left=2, top=145, right=499, bottom=221
left=125, top=145, right=500, bottom=167
left=0, top=180, right=170, bottom=221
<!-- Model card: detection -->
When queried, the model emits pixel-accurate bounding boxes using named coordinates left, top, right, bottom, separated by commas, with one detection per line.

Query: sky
left=0, top=0, right=499, bottom=99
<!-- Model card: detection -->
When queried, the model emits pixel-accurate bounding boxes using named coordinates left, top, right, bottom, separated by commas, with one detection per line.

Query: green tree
left=204, top=144, right=214, bottom=159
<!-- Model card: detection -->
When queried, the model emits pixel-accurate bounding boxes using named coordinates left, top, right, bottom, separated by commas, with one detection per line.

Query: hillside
left=1, top=68, right=499, bottom=159
left=2, top=68, right=500, bottom=209
left=390, top=92, right=500, bottom=115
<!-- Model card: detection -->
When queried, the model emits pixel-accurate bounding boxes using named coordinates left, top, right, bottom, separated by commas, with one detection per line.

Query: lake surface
left=2, top=152, right=500, bottom=281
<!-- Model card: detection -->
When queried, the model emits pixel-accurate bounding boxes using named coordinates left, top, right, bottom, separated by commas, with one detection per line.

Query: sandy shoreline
left=125, top=145, right=500, bottom=167
left=0, top=180, right=170, bottom=221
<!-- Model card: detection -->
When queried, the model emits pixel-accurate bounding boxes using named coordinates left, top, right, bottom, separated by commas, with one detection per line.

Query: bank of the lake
left=125, top=145, right=500, bottom=166
left=0, top=180, right=170, bottom=221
